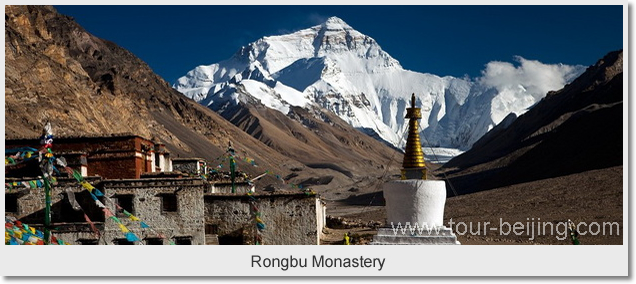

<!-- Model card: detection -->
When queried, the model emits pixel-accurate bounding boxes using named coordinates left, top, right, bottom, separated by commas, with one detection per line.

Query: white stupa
left=372, top=94, right=460, bottom=245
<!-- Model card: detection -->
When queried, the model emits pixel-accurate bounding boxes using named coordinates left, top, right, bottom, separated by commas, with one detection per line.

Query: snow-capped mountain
left=174, top=16, right=585, bottom=154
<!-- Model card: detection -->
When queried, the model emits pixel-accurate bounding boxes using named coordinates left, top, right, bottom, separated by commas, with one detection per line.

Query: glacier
left=173, top=16, right=585, bottom=159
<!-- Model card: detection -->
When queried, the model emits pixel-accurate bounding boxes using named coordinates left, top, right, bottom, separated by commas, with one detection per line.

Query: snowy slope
left=173, top=16, right=585, bottom=154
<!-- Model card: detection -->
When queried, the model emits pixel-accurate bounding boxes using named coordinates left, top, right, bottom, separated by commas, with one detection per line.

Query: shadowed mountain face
left=438, top=50, right=623, bottom=195
left=5, top=5, right=402, bottom=194
left=211, top=95, right=402, bottom=179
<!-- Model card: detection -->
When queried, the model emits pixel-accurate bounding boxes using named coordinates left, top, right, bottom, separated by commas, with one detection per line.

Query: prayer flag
left=93, top=188, right=104, bottom=197
left=125, top=232, right=139, bottom=242
left=118, top=223, right=129, bottom=233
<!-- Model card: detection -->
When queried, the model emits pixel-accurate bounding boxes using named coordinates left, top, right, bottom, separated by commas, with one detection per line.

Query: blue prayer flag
left=125, top=232, right=140, bottom=242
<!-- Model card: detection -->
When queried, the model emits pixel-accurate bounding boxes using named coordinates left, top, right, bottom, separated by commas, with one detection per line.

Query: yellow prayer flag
left=81, top=181, right=95, bottom=192
left=118, top=223, right=129, bottom=233
left=29, top=227, right=35, bottom=234
left=129, top=215, right=140, bottom=221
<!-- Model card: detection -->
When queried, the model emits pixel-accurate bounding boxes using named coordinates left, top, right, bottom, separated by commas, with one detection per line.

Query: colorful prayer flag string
left=4, top=217, right=70, bottom=245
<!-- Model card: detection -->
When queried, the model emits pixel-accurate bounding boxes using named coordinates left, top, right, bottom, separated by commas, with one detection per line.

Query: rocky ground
left=322, top=166, right=623, bottom=245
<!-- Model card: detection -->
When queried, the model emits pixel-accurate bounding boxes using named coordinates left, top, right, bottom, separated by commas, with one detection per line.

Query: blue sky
left=54, top=5, right=623, bottom=84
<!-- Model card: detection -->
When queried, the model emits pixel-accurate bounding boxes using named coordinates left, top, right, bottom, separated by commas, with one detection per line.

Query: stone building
left=6, top=177, right=325, bottom=245
left=6, top=134, right=172, bottom=179
left=6, top=177, right=206, bottom=245
left=204, top=191, right=327, bottom=245
left=172, top=158, right=208, bottom=176
left=100, top=178, right=206, bottom=245
left=211, top=182, right=254, bottom=194
left=6, top=177, right=105, bottom=244
left=6, top=163, right=325, bottom=245
left=6, top=135, right=326, bottom=245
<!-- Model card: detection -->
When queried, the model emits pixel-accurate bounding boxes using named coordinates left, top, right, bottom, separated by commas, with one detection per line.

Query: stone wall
left=172, top=158, right=206, bottom=175
left=101, top=178, right=206, bottom=245
left=6, top=176, right=325, bottom=245
left=204, top=192, right=323, bottom=245
left=5, top=177, right=107, bottom=244
left=6, top=177, right=205, bottom=245
left=211, top=182, right=253, bottom=194
left=89, top=155, right=138, bottom=179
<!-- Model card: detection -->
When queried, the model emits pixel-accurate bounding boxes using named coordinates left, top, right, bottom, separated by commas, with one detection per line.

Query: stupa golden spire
left=401, top=93, right=427, bottom=180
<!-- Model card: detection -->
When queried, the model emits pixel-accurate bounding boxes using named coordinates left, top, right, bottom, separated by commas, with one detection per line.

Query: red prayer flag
left=102, top=208, right=114, bottom=218
left=85, top=213, right=101, bottom=237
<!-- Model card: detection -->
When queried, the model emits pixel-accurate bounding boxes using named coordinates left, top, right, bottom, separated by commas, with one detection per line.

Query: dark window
left=114, top=239, right=134, bottom=245
left=6, top=194, right=18, bottom=213
left=59, top=191, right=104, bottom=223
left=77, top=239, right=98, bottom=245
left=78, top=191, right=105, bottom=222
left=174, top=236, right=192, bottom=245
left=218, top=235, right=243, bottom=245
left=145, top=238, right=163, bottom=245
left=205, top=224, right=219, bottom=235
left=161, top=194, right=178, bottom=213
left=115, top=194, right=134, bottom=216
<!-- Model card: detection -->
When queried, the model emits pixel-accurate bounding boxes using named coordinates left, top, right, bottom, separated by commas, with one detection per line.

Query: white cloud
left=308, top=13, right=329, bottom=25
left=478, top=56, right=585, bottom=100
left=476, top=56, right=586, bottom=124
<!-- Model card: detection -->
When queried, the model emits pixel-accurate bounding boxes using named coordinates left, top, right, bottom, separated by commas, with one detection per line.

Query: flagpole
left=43, top=175, right=52, bottom=244
left=228, top=141, right=236, bottom=193
left=40, top=121, right=54, bottom=245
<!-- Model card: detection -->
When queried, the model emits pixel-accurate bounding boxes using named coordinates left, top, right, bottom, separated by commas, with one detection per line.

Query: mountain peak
left=322, top=16, right=351, bottom=30
left=174, top=14, right=586, bottom=155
